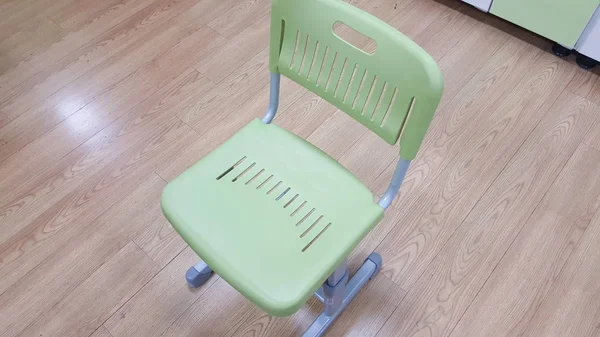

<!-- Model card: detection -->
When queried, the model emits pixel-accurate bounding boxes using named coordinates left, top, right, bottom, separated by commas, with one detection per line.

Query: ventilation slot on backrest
left=352, top=71, right=375, bottom=111
left=351, top=70, right=368, bottom=109
left=360, top=75, right=378, bottom=115
left=320, top=51, right=337, bottom=88
left=326, top=55, right=346, bottom=92
left=217, top=156, right=334, bottom=252
left=397, top=96, right=417, bottom=137
left=312, top=46, right=329, bottom=83
left=342, top=64, right=359, bottom=103
left=333, top=59, right=351, bottom=97
left=370, top=82, right=388, bottom=120
left=380, top=87, right=398, bottom=127
left=297, top=35, right=310, bottom=75
left=289, top=30, right=301, bottom=70
left=303, top=40, right=320, bottom=79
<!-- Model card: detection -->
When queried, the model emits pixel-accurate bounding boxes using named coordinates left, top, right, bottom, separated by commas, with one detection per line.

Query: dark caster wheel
left=576, top=54, right=599, bottom=70
left=552, top=43, right=572, bottom=57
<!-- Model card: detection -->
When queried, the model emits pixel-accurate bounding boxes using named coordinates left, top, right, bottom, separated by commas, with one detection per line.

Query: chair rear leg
left=186, top=260, right=213, bottom=288
left=303, top=253, right=382, bottom=337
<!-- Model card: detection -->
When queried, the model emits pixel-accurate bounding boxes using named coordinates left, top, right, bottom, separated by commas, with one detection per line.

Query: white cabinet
left=576, top=5, right=600, bottom=62
left=462, top=0, right=493, bottom=12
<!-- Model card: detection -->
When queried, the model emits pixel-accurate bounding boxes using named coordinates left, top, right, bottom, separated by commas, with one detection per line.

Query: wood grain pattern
left=158, top=272, right=405, bottom=337
left=0, top=15, right=225, bottom=166
left=587, top=73, right=600, bottom=105
left=195, top=13, right=270, bottom=83
left=0, top=17, right=64, bottom=71
left=207, top=0, right=271, bottom=39
left=376, top=91, right=599, bottom=337
left=377, top=52, right=576, bottom=290
left=448, top=142, right=600, bottom=337
left=0, top=116, right=196, bottom=295
left=0, top=174, right=166, bottom=336
left=520, top=181, right=600, bottom=337
left=1, top=0, right=600, bottom=336
left=0, top=70, right=211, bottom=236
left=0, top=0, right=199, bottom=121
left=132, top=216, right=188, bottom=268
left=567, top=66, right=599, bottom=98
left=48, top=0, right=125, bottom=31
left=17, top=241, right=159, bottom=337
left=372, top=36, right=540, bottom=201
left=104, top=247, right=219, bottom=337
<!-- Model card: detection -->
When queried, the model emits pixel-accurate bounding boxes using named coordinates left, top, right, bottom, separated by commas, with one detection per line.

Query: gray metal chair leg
left=185, top=260, right=213, bottom=288
left=304, top=253, right=382, bottom=337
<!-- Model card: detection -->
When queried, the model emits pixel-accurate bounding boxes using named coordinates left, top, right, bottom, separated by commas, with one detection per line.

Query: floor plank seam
left=517, top=176, right=600, bottom=335
left=191, top=43, right=268, bottom=86
left=129, top=238, right=161, bottom=269
left=371, top=285, right=409, bottom=337
left=24, top=59, right=40, bottom=72
left=373, top=72, right=572, bottom=292
left=446, top=117, right=586, bottom=337
left=32, top=0, right=159, bottom=73
left=446, top=185, right=554, bottom=337
left=92, top=325, right=116, bottom=337
left=5, top=239, right=132, bottom=336
left=201, top=23, right=227, bottom=41
left=155, top=275, right=222, bottom=337
left=100, top=246, right=191, bottom=337
left=44, top=15, right=63, bottom=33
left=0, top=170, right=162, bottom=301
left=154, top=170, right=169, bottom=183
left=0, top=0, right=198, bottom=139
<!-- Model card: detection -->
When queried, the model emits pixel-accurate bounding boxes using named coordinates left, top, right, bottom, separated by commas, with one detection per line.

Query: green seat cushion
left=161, top=118, right=383, bottom=316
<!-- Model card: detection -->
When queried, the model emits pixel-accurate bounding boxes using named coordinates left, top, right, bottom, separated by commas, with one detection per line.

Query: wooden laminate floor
left=2, top=0, right=600, bottom=336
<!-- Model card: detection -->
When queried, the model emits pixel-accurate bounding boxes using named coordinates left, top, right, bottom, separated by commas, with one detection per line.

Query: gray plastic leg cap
left=185, top=266, right=213, bottom=288
left=367, top=252, right=382, bottom=278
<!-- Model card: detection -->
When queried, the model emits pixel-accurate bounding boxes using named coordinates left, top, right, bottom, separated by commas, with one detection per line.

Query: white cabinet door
left=576, top=5, right=600, bottom=61
left=462, top=0, right=493, bottom=12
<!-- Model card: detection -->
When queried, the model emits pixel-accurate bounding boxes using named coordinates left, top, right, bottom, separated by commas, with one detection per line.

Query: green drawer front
left=490, top=0, right=600, bottom=48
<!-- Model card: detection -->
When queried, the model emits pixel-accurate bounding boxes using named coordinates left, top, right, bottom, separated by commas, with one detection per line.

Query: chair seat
left=161, top=118, right=384, bottom=316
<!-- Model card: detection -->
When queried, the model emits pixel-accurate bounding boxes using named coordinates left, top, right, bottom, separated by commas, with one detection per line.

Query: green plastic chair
left=161, top=0, right=443, bottom=335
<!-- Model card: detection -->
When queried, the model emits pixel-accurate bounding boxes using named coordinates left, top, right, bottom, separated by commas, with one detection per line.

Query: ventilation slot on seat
left=232, top=162, right=255, bottom=182
left=295, top=208, right=315, bottom=227
left=217, top=156, right=334, bottom=252
left=291, top=204, right=334, bottom=252
left=284, top=194, right=299, bottom=208
left=302, top=223, right=332, bottom=252
left=256, top=175, right=273, bottom=189
left=300, top=215, right=323, bottom=238
left=291, top=201, right=306, bottom=216
left=216, top=156, right=247, bottom=180
left=276, top=187, right=291, bottom=201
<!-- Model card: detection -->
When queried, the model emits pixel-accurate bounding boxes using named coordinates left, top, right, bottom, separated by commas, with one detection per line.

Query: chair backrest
left=269, top=0, right=444, bottom=160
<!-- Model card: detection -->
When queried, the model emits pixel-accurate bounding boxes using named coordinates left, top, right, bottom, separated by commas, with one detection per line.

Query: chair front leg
left=185, top=260, right=213, bottom=288
left=304, top=253, right=382, bottom=337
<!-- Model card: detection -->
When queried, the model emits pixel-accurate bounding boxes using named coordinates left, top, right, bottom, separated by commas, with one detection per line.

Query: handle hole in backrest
left=332, top=21, right=377, bottom=55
